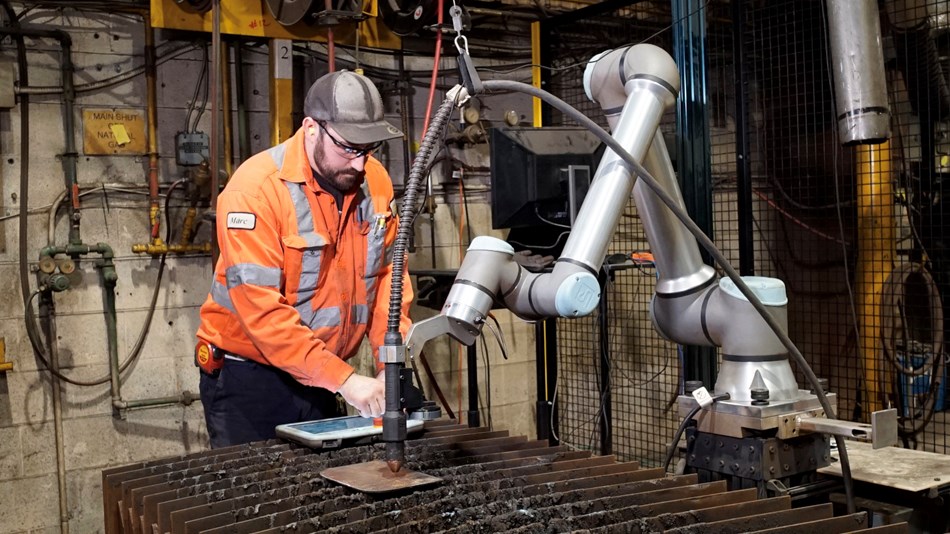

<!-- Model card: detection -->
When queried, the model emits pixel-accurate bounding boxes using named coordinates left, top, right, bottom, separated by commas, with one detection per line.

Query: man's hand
left=338, top=373, right=385, bottom=418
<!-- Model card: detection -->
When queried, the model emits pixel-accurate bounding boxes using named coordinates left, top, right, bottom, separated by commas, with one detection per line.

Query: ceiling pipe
left=145, top=18, right=161, bottom=248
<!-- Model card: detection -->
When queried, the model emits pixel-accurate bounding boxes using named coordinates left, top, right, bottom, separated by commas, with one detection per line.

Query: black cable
left=479, top=78, right=856, bottom=514
left=880, top=263, right=945, bottom=438
left=480, top=334, right=493, bottom=430
left=663, top=393, right=729, bottom=472
left=5, top=0, right=44, bottom=384
left=486, top=313, right=508, bottom=360
left=663, top=403, right=699, bottom=472
left=506, top=231, right=571, bottom=251
left=461, top=170, right=473, bottom=245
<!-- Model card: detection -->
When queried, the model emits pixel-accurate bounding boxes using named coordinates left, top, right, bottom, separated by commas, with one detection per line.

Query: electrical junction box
left=176, top=131, right=209, bottom=166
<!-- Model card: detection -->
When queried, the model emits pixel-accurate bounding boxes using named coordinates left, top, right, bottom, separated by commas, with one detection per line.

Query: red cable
left=325, top=0, right=335, bottom=71
left=420, top=0, right=444, bottom=138
left=327, top=27, right=336, bottom=72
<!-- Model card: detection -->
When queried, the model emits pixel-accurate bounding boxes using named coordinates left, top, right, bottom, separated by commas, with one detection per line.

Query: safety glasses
left=318, top=122, right=381, bottom=159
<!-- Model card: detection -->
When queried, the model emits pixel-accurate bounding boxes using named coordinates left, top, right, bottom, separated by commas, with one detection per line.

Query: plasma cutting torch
left=379, top=43, right=897, bottom=501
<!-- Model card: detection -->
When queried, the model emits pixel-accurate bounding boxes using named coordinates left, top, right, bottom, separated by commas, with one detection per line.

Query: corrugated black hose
left=385, top=95, right=457, bottom=338
left=382, top=92, right=457, bottom=471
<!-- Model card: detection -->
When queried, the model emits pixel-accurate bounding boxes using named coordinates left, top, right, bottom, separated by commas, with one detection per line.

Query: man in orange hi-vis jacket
left=195, top=70, right=413, bottom=448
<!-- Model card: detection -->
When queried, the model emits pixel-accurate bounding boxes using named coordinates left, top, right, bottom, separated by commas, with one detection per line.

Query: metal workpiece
left=102, top=421, right=881, bottom=534
left=825, top=0, right=890, bottom=144
left=797, top=408, right=898, bottom=449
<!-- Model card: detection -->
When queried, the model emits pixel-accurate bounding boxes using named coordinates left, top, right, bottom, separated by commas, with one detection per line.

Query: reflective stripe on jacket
left=195, top=126, right=413, bottom=392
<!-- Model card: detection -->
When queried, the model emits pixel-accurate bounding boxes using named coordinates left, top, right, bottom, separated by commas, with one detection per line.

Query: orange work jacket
left=195, top=126, right=413, bottom=392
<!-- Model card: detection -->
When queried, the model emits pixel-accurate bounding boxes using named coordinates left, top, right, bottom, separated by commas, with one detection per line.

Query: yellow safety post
left=531, top=21, right=542, bottom=127
left=855, top=141, right=895, bottom=416
left=270, top=38, right=295, bottom=145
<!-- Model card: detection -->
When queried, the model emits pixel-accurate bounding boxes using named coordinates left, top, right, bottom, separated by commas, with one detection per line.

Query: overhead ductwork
left=824, top=0, right=891, bottom=145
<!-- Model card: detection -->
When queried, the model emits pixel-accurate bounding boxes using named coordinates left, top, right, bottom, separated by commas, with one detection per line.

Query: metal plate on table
left=819, top=440, right=950, bottom=494
left=321, top=460, right=442, bottom=494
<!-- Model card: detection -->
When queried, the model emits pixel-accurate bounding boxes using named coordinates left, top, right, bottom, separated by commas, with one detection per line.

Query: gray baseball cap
left=304, top=70, right=404, bottom=145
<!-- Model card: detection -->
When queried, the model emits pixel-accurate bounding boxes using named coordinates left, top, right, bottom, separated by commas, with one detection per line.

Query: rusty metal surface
left=100, top=422, right=905, bottom=534
left=321, top=460, right=443, bottom=493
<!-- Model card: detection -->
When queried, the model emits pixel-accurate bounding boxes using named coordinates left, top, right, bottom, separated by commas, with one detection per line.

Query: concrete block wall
left=0, top=10, right=222, bottom=533
left=0, top=6, right=540, bottom=533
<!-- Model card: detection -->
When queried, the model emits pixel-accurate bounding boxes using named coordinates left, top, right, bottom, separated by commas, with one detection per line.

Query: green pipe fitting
left=46, top=273, right=70, bottom=292
left=116, top=391, right=197, bottom=412
left=93, top=242, right=114, bottom=259
left=39, top=245, right=64, bottom=259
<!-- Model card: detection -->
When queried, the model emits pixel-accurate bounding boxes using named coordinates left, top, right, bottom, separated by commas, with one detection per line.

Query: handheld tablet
left=276, top=415, right=424, bottom=448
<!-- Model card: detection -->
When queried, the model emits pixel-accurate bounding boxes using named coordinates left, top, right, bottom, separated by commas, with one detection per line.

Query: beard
left=312, top=141, right=365, bottom=192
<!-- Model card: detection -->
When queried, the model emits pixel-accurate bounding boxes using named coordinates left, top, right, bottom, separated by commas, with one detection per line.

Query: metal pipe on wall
left=43, top=296, right=69, bottom=534
left=222, top=40, right=233, bottom=176
left=59, top=36, right=80, bottom=246
left=234, top=41, right=251, bottom=162
left=144, top=18, right=162, bottom=248
left=210, top=0, right=222, bottom=262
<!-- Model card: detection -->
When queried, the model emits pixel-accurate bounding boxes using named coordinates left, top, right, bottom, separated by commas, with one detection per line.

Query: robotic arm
left=396, top=44, right=895, bottom=480
left=407, top=44, right=792, bottom=401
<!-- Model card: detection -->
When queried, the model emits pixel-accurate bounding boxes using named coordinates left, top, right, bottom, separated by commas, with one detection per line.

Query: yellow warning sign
left=83, top=108, right=146, bottom=155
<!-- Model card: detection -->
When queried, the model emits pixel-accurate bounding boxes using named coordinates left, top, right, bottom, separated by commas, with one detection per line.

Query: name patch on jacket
left=227, top=212, right=256, bottom=230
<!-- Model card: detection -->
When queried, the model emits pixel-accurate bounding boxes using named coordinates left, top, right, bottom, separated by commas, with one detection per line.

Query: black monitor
left=490, top=127, right=604, bottom=230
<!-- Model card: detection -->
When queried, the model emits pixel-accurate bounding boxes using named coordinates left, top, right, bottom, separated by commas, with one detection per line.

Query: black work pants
left=199, top=357, right=342, bottom=448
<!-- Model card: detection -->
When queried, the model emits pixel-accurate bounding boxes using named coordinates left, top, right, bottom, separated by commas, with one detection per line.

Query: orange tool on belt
left=194, top=340, right=224, bottom=376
